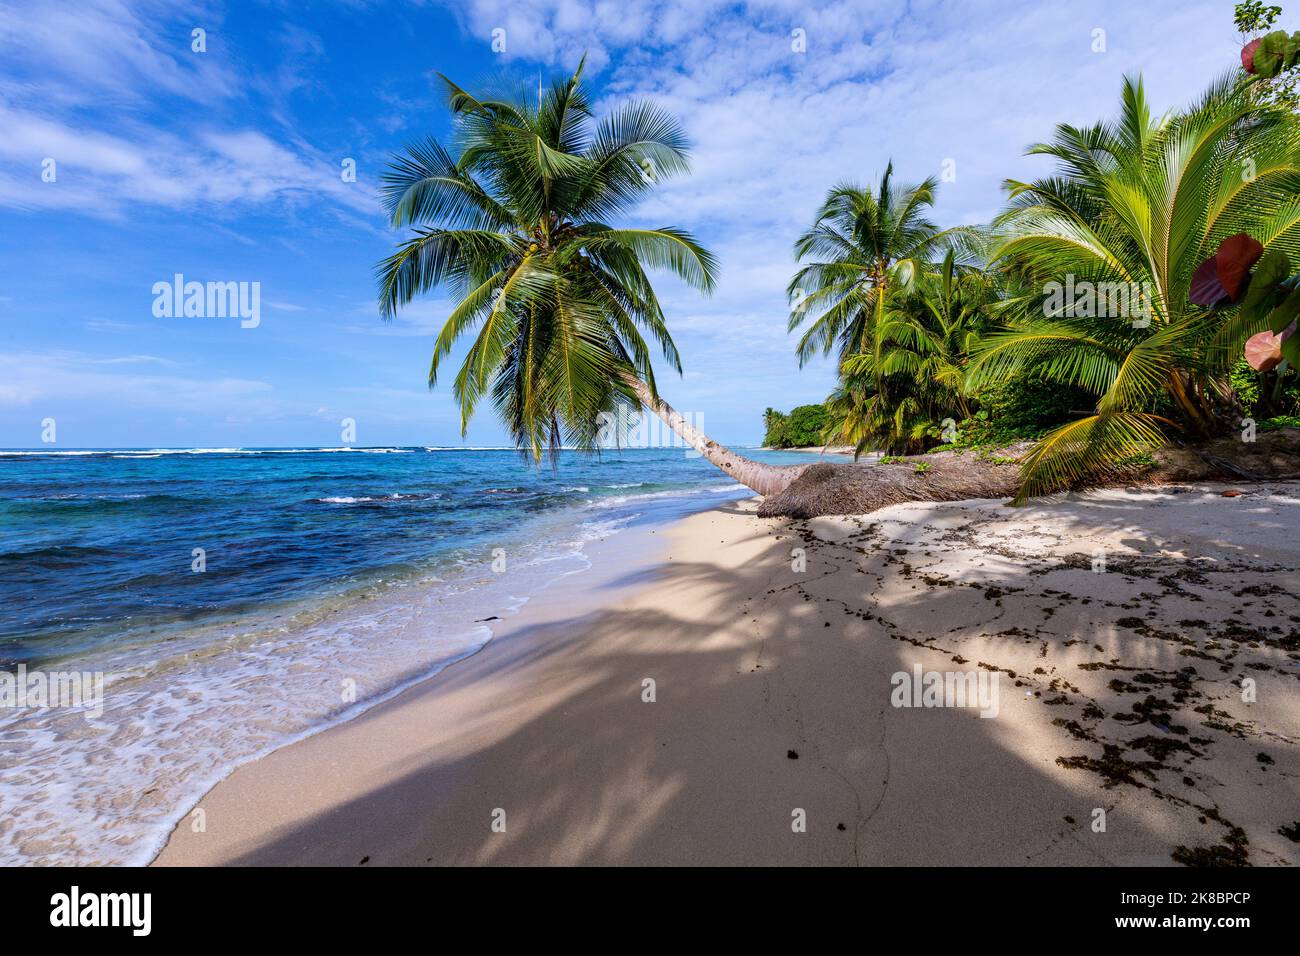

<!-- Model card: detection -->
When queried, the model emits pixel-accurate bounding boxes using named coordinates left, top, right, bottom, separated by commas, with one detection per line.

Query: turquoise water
left=0, top=445, right=824, bottom=865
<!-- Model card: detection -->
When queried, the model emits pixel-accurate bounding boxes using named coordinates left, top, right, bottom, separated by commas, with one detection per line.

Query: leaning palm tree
left=376, top=59, right=804, bottom=495
left=972, top=73, right=1300, bottom=498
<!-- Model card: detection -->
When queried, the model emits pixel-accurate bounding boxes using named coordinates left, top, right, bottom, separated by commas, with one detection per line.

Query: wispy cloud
left=0, top=0, right=381, bottom=219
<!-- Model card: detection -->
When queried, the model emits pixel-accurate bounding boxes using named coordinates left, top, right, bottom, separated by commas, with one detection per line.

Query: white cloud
left=0, top=350, right=273, bottom=412
left=0, top=0, right=236, bottom=107
left=0, top=0, right=382, bottom=220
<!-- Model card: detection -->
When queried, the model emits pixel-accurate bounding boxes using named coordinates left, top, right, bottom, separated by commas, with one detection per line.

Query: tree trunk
left=625, top=378, right=808, bottom=496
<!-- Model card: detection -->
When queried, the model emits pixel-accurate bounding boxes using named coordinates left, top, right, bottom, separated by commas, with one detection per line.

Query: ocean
left=0, top=445, right=825, bottom=865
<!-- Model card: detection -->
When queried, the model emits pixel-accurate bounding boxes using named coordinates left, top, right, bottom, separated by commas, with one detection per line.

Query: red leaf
left=1215, top=233, right=1265, bottom=301
left=1242, top=38, right=1262, bottom=73
left=1189, top=257, right=1227, bottom=306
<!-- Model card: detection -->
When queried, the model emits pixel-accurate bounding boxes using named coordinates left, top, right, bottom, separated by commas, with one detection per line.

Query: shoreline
left=761, top=444, right=859, bottom=456
left=155, top=481, right=1300, bottom=866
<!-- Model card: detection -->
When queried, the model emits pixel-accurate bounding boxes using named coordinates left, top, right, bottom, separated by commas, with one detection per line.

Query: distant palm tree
left=788, top=164, right=973, bottom=366
left=790, top=166, right=978, bottom=457
left=835, top=249, right=994, bottom=455
left=376, top=59, right=804, bottom=495
left=972, top=74, right=1300, bottom=498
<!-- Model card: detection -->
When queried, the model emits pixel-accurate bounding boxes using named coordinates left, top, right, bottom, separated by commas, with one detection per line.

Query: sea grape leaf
left=1265, top=287, right=1300, bottom=334
left=1242, top=37, right=1262, bottom=72
left=1254, top=30, right=1290, bottom=77
left=1214, top=233, right=1264, bottom=300
left=1189, top=257, right=1228, bottom=306
left=1239, top=247, right=1290, bottom=317
left=1246, top=329, right=1284, bottom=372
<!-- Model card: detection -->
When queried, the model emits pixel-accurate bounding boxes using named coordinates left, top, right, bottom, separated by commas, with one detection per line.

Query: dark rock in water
left=787, top=750, right=799, bottom=760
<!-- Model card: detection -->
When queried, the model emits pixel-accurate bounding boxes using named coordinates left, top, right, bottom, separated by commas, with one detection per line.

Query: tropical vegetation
left=781, top=2, right=1300, bottom=497
left=762, top=404, right=829, bottom=448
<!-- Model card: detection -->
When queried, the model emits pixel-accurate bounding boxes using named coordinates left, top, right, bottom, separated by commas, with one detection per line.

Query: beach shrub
left=763, top=404, right=828, bottom=447
left=931, top=378, right=1089, bottom=452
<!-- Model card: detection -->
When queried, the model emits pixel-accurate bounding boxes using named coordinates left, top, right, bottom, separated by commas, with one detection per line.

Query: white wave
left=313, top=492, right=440, bottom=504
left=423, top=446, right=517, bottom=451
left=594, top=482, right=750, bottom=508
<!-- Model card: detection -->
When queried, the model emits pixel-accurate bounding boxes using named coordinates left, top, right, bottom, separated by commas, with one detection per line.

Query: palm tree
left=788, top=164, right=967, bottom=366
left=971, top=74, right=1300, bottom=498
left=820, top=373, right=877, bottom=455
left=789, top=166, right=978, bottom=457
left=376, top=59, right=805, bottom=495
left=836, top=248, right=994, bottom=455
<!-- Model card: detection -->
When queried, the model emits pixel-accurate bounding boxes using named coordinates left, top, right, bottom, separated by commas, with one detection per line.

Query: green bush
left=931, top=378, right=1090, bottom=451
left=1232, top=358, right=1300, bottom=418
left=1261, top=414, right=1300, bottom=430
left=763, top=404, right=828, bottom=447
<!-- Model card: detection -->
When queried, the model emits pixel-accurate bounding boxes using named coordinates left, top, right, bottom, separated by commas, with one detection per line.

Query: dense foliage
left=763, top=404, right=829, bottom=448
left=786, top=6, right=1300, bottom=495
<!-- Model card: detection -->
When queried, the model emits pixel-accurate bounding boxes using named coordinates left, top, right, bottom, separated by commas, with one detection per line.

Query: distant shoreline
left=759, top=444, right=857, bottom=456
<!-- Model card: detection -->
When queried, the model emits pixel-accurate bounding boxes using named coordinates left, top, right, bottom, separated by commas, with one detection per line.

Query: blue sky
left=0, top=0, right=1244, bottom=448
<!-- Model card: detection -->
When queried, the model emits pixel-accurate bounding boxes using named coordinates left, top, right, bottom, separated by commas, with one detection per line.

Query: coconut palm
left=376, top=59, right=805, bottom=495
left=971, top=73, right=1300, bottom=498
left=819, top=373, right=877, bottom=455
left=788, top=164, right=974, bottom=366
left=834, top=249, right=995, bottom=455
left=790, top=166, right=978, bottom=459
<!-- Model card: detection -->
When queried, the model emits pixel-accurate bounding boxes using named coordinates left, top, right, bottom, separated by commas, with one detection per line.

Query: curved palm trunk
left=626, top=378, right=808, bottom=496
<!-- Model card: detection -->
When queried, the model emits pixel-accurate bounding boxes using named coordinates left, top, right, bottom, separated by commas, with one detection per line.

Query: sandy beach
left=151, top=482, right=1300, bottom=867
